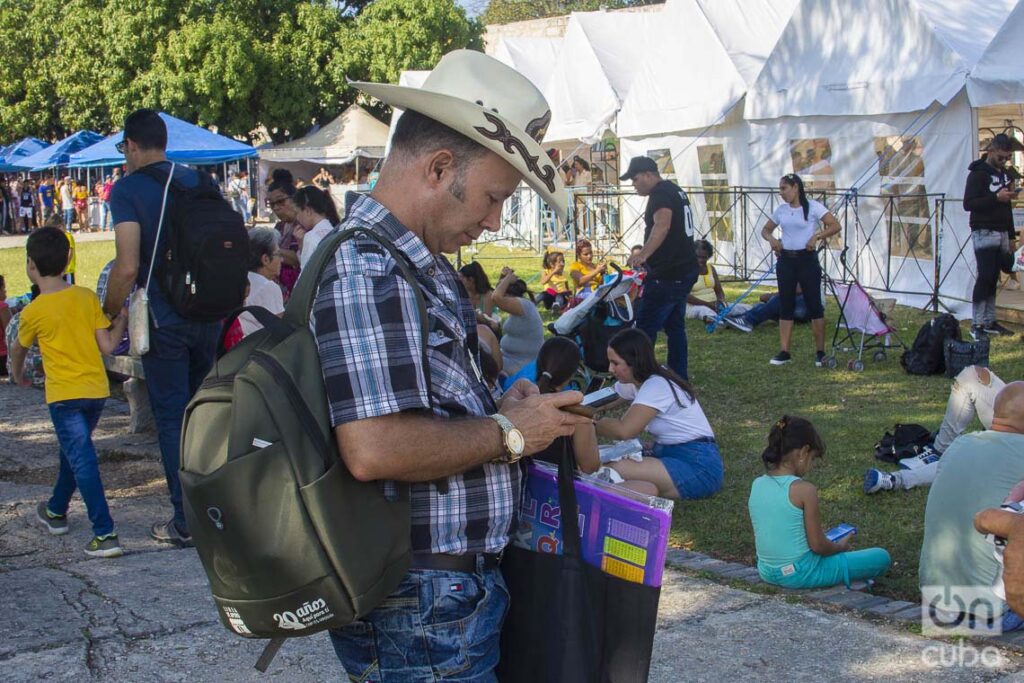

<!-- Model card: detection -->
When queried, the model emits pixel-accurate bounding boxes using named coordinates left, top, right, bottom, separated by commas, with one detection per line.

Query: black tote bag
left=498, top=441, right=661, bottom=683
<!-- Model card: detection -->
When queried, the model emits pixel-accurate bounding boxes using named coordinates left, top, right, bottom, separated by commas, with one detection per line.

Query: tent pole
left=356, top=157, right=360, bottom=186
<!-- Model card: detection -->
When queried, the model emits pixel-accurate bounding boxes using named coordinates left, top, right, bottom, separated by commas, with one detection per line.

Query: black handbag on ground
left=498, top=441, right=660, bottom=683
left=943, top=337, right=990, bottom=378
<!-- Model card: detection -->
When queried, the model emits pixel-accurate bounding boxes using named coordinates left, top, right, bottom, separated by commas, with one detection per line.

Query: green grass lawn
left=0, top=239, right=117, bottom=296
left=5, top=239, right=1020, bottom=601
left=461, top=243, right=1024, bottom=602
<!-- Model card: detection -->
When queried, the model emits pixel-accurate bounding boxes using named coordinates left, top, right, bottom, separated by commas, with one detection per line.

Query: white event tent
left=738, top=0, right=1018, bottom=315
left=617, top=0, right=797, bottom=261
left=491, top=37, right=563, bottom=94
left=543, top=11, right=661, bottom=145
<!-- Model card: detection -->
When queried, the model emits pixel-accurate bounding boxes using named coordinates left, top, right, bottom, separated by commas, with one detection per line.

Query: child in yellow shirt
left=11, top=227, right=128, bottom=558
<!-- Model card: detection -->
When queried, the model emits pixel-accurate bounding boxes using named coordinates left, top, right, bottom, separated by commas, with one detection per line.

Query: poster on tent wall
left=696, top=144, right=733, bottom=244
left=788, top=138, right=843, bottom=249
left=875, top=136, right=933, bottom=260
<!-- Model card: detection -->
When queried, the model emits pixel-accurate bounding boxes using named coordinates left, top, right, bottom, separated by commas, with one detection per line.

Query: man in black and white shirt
left=624, top=156, right=699, bottom=379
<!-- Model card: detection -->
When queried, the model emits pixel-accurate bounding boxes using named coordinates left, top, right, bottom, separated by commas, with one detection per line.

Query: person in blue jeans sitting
left=749, top=415, right=891, bottom=589
left=724, top=286, right=810, bottom=333
left=103, top=109, right=221, bottom=548
left=595, top=328, right=723, bottom=499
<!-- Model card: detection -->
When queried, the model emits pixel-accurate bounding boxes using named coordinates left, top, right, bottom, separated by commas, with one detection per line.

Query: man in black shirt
left=623, top=156, right=699, bottom=378
left=963, top=133, right=1018, bottom=340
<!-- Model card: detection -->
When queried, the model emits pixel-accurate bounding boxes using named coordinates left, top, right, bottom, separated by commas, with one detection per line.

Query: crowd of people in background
left=0, top=173, right=123, bottom=235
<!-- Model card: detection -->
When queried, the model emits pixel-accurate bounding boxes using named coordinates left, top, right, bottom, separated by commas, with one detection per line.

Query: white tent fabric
left=695, top=0, right=798, bottom=89
left=741, top=0, right=1020, bottom=317
left=746, top=0, right=1016, bottom=120
left=491, top=37, right=563, bottom=92
left=260, top=104, right=388, bottom=164
left=544, top=11, right=660, bottom=144
left=968, top=0, right=1024, bottom=107
left=617, top=0, right=797, bottom=138
left=617, top=0, right=749, bottom=138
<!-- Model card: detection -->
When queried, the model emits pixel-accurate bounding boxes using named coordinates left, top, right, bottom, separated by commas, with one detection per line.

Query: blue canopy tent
left=15, top=130, right=105, bottom=171
left=0, top=137, right=48, bottom=172
left=68, top=113, right=256, bottom=167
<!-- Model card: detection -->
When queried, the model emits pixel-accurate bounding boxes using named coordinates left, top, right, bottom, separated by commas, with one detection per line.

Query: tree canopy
left=480, top=0, right=660, bottom=27
left=0, top=0, right=481, bottom=144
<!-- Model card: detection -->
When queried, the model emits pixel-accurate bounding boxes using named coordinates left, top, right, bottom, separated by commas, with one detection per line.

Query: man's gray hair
left=248, top=227, right=280, bottom=271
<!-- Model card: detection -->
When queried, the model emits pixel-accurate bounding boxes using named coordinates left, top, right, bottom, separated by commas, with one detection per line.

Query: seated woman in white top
left=493, top=266, right=545, bottom=376
left=294, top=185, right=341, bottom=270
left=686, top=239, right=750, bottom=329
left=239, top=227, right=285, bottom=337
left=595, top=328, right=723, bottom=500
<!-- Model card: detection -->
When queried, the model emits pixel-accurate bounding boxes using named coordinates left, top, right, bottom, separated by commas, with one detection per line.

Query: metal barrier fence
left=477, top=184, right=971, bottom=312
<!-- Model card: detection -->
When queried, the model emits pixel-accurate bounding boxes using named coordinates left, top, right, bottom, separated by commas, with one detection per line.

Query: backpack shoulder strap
left=135, top=163, right=188, bottom=194
left=284, top=225, right=432, bottom=398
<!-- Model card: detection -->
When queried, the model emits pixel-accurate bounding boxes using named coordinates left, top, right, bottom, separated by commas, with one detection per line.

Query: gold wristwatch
left=489, top=413, right=525, bottom=464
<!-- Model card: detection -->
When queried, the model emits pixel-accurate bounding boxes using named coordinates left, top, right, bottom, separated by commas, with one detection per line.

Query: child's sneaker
left=814, top=351, right=826, bottom=367
left=36, top=501, right=68, bottom=535
left=85, top=534, right=123, bottom=558
left=769, top=351, right=792, bottom=366
left=863, top=469, right=901, bottom=494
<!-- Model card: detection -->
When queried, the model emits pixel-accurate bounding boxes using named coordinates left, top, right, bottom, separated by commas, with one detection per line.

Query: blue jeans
left=47, top=398, right=113, bottom=537
left=329, top=565, right=509, bottom=682
left=635, top=272, right=699, bottom=379
left=63, top=208, right=75, bottom=231
left=100, top=201, right=112, bottom=230
left=743, top=294, right=809, bottom=328
left=654, top=438, right=724, bottom=499
left=141, top=322, right=220, bottom=533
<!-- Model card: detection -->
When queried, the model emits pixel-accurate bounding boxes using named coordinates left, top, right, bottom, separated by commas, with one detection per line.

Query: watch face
left=507, top=429, right=525, bottom=456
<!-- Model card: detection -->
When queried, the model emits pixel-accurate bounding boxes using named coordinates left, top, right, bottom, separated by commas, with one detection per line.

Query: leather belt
left=410, top=552, right=503, bottom=572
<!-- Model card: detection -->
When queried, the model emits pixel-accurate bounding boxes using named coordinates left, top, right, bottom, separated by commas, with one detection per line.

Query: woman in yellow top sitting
left=538, top=250, right=571, bottom=311
left=686, top=239, right=751, bottom=330
left=569, top=239, right=608, bottom=294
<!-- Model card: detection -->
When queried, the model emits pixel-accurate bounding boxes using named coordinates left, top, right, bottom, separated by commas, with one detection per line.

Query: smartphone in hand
left=825, top=524, right=857, bottom=543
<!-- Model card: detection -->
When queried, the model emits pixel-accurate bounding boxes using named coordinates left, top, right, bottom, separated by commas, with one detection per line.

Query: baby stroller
left=821, top=249, right=905, bottom=371
left=550, top=265, right=639, bottom=392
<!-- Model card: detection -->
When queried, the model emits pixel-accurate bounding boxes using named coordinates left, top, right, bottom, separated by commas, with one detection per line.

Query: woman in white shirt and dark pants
left=760, top=173, right=841, bottom=367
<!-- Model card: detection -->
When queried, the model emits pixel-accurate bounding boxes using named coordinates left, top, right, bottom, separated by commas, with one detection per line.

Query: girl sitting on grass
left=748, top=416, right=891, bottom=589
left=532, top=336, right=600, bottom=473
left=538, top=250, right=571, bottom=312
left=594, top=328, right=722, bottom=499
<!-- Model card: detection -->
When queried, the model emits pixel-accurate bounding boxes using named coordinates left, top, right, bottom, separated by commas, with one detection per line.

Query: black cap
left=619, top=156, right=658, bottom=181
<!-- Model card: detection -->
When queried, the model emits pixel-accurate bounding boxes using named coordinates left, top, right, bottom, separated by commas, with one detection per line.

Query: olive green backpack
left=180, top=227, right=426, bottom=670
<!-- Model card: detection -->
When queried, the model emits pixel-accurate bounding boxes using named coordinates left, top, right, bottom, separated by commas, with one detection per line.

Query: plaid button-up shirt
left=311, top=193, right=519, bottom=555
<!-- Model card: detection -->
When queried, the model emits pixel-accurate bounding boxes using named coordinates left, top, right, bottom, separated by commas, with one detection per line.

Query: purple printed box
left=511, top=460, right=674, bottom=587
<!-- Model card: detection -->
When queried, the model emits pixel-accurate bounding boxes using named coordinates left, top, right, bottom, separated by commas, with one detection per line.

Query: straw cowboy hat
left=350, top=49, right=568, bottom=221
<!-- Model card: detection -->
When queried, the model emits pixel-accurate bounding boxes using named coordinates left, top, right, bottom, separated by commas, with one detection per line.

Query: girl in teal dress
left=748, top=416, right=891, bottom=589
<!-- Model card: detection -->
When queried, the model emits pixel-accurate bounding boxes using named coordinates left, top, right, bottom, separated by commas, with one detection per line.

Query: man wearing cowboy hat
left=312, top=50, right=592, bottom=678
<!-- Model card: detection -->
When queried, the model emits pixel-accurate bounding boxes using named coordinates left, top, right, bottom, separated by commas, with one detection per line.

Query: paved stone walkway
left=4, top=381, right=1024, bottom=681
